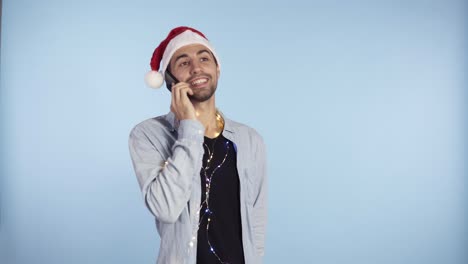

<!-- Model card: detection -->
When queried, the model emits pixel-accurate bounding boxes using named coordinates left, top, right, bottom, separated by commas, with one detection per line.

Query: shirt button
left=189, top=241, right=194, bottom=247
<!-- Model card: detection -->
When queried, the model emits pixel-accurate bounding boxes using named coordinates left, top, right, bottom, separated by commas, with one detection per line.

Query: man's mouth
left=190, top=77, right=209, bottom=87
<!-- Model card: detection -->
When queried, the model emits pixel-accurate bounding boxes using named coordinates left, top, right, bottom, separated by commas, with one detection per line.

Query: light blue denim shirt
left=128, top=111, right=267, bottom=264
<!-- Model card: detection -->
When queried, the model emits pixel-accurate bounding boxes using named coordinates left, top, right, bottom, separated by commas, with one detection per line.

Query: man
left=129, top=26, right=267, bottom=264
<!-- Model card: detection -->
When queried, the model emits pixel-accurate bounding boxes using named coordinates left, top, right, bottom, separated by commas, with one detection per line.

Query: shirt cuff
left=177, top=119, right=205, bottom=142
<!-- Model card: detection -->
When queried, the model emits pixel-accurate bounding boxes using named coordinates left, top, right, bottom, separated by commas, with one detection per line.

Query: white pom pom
left=144, top=71, right=164, bottom=89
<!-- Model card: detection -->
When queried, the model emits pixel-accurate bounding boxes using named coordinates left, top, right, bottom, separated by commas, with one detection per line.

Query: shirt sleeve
left=128, top=119, right=205, bottom=223
left=252, top=134, right=268, bottom=257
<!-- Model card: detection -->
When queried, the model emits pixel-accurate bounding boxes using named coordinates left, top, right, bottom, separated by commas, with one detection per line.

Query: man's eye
left=201, top=57, right=209, bottom=62
left=179, top=61, right=189, bottom=67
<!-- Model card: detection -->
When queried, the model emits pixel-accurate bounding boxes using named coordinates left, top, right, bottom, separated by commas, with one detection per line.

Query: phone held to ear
left=165, top=71, right=179, bottom=91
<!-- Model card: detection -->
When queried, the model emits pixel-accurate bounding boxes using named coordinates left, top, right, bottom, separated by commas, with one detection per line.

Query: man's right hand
left=170, top=82, right=197, bottom=120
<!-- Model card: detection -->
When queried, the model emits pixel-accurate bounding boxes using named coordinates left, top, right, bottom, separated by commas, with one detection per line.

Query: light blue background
left=1, top=0, right=466, bottom=263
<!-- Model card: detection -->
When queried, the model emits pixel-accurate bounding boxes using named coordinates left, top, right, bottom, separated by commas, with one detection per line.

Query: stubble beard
left=189, top=81, right=217, bottom=103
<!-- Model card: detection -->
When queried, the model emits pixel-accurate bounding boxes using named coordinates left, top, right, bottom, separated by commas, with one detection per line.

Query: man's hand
left=170, top=82, right=196, bottom=120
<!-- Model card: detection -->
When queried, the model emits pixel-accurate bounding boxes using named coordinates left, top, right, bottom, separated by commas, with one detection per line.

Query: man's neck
left=193, top=100, right=223, bottom=138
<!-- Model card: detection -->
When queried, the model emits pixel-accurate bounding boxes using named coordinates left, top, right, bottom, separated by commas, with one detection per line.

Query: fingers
left=174, top=82, right=192, bottom=104
left=170, top=82, right=196, bottom=120
left=186, top=87, right=194, bottom=96
left=170, top=83, right=176, bottom=113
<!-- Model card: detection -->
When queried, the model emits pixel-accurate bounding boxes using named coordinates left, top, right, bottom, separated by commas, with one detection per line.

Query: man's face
left=168, top=44, right=220, bottom=102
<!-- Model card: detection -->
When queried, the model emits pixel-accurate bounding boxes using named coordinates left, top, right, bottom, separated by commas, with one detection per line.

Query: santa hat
left=145, top=26, right=220, bottom=89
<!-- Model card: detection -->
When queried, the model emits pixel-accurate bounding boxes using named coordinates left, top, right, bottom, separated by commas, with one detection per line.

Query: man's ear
left=217, top=65, right=220, bottom=78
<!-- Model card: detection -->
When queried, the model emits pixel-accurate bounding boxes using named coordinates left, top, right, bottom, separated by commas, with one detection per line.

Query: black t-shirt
left=196, top=133, right=245, bottom=264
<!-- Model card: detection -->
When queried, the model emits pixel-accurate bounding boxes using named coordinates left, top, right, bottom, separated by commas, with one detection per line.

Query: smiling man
left=128, top=27, right=268, bottom=264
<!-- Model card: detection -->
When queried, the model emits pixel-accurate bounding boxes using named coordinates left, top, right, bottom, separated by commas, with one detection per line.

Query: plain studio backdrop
left=0, top=0, right=466, bottom=263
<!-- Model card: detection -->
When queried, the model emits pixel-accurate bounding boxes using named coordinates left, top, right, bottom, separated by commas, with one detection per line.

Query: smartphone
left=165, top=70, right=179, bottom=91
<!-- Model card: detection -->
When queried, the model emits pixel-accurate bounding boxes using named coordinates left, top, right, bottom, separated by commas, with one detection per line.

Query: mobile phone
left=165, top=70, right=179, bottom=91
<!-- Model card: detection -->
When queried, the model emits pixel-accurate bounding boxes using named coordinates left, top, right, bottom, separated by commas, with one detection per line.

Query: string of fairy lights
left=200, top=139, right=230, bottom=263
left=189, top=112, right=232, bottom=263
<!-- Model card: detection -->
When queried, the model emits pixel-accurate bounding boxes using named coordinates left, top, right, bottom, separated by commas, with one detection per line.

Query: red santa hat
left=145, top=26, right=220, bottom=89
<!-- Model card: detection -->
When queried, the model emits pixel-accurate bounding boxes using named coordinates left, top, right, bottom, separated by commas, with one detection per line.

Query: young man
left=129, top=26, right=267, bottom=264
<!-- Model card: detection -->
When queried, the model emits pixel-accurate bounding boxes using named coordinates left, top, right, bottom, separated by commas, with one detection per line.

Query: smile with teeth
left=191, top=78, right=208, bottom=86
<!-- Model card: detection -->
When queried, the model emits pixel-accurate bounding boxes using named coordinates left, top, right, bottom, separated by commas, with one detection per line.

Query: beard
left=189, top=79, right=217, bottom=103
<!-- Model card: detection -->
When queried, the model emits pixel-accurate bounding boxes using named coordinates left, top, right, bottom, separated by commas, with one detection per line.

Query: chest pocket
left=234, top=138, right=258, bottom=206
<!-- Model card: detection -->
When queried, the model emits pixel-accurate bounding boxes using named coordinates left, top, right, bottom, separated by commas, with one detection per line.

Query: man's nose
left=190, top=60, right=201, bottom=75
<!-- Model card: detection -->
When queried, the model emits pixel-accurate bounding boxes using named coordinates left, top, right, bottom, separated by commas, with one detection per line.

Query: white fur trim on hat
left=159, top=30, right=220, bottom=78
